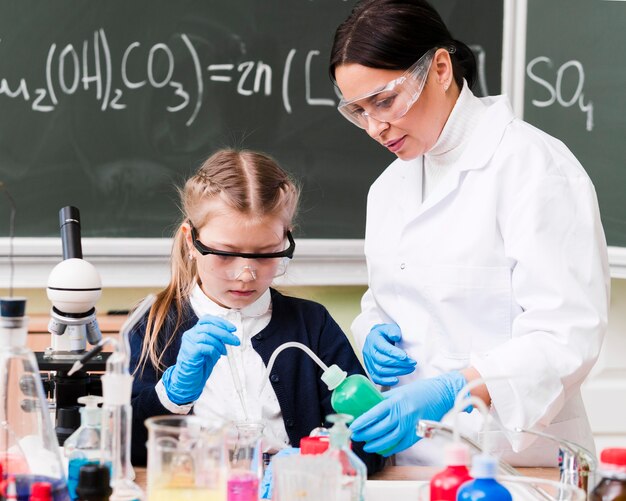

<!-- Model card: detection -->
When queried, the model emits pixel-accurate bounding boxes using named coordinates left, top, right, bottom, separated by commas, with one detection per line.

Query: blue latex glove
left=350, top=371, right=470, bottom=456
left=362, top=323, right=417, bottom=386
left=260, top=447, right=300, bottom=500
left=161, top=315, right=239, bottom=405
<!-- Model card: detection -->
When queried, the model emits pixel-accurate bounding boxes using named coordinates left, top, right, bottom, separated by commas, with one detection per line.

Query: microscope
left=36, top=206, right=110, bottom=444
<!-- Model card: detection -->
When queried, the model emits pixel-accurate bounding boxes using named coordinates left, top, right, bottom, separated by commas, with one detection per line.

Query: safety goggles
left=190, top=225, right=295, bottom=281
left=337, top=48, right=438, bottom=129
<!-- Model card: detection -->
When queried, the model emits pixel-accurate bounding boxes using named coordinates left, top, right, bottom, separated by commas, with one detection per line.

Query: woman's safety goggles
left=190, top=225, right=296, bottom=281
left=337, top=48, right=438, bottom=129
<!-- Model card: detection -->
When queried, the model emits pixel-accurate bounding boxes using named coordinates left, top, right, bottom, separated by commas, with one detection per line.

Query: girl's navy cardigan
left=129, top=288, right=385, bottom=474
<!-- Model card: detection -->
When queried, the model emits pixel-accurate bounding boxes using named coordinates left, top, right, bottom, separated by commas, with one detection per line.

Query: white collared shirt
left=155, top=285, right=290, bottom=452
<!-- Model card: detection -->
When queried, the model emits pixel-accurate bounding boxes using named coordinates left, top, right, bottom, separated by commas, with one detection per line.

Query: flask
left=63, top=396, right=104, bottom=500
left=226, top=422, right=264, bottom=501
left=457, top=455, right=512, bottom=501
left=429, top=443, right=472, bottom=501
left=320, top=366, right=383, bottom=418
left=0, top=297, right=70, bottom=500
left=322, top=414, right=366, bottom=501
left=75, top=464, right=112, bottom=501
left=590, top=448, right=626, bottom=501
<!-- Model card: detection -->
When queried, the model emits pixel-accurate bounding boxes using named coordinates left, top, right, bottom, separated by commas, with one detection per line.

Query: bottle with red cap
left=29, top=482, right=53, bottom=501
left=429, top=442, right=473, bottom=501
left=590, top=448, right=626, bottom=501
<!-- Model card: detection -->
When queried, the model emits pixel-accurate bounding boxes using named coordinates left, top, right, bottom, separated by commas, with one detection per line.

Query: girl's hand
left=161, top=315, right=239, bottom=405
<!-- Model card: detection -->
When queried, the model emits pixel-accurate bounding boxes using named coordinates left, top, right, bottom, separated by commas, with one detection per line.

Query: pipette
left=226, top=341, right=249, bottom=421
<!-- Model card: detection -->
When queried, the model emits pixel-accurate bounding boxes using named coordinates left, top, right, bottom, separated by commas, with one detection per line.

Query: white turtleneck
left=422, top=81, right=487, bottom=200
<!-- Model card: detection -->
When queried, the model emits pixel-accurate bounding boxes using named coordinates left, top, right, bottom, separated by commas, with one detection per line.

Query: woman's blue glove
left=350, top=371, right=470, bottom=456
left=161, top=315, right=239, bottom=405
left=362, top=323, right=416, bottom=386
left=260, top=447, right=300, bottom=499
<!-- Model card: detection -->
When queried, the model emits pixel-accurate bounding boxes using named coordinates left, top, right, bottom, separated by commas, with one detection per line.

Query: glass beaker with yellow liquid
left=145, top=415, right=226, bottom=501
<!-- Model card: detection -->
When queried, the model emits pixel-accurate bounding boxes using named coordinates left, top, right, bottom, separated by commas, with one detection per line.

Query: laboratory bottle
left=320, top=366, right=383, bottom=419
left=29, top=482, right=53, bottom=501
left=300, top=426, right=330, bottom=455
left=590, top=448, right=626, bottom=501
left=0, top=297, right=70, bottom=501
left=63, top=396, right=104, bottom=501
left=429, top=443, right=472, bottom=501
left=457, top=455, right=512, bottom=501
left=75, top=464, right=111, bottom=501
left=322, top=414, right=366, bottom=501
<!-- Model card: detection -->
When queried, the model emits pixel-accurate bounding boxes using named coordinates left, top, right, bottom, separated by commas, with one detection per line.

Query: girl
left=128, top=149, right=384, bottom=474
left=329, top=0, right=609, bottom=466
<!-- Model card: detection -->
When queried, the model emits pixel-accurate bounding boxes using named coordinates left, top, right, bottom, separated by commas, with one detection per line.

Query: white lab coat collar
left=189, top=285, right=272, bottom=319
left=398, top=95, right=515, bottom=221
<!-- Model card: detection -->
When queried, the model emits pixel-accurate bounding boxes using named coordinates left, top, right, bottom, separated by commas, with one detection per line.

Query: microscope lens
left=19, top=374, right=38, bottom=396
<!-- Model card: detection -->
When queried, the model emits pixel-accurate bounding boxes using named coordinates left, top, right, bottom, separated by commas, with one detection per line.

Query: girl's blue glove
left=362, top=323, right=417, bottom=386
left=260, top=447, right=300, bottom=499
left=350, top=371, right=470, bottom=456
left=161, top=315, right=239, bottom=405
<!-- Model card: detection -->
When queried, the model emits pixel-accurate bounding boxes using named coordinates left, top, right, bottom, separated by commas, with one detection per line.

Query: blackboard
left=524, top=0, right=626, bottom=248
left=0, top=0, right=502, bottom=239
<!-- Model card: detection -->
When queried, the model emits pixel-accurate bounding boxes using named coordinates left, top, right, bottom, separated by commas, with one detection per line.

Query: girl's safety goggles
left=190, top=224, right=295, bottom=280
left=337, top=48, right=439, bottom=129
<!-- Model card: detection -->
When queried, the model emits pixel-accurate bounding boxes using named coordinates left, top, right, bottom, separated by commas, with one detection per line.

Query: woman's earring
left=444, top=82, right=450, bottom=91
left=188, top=253, right=194, bottom=261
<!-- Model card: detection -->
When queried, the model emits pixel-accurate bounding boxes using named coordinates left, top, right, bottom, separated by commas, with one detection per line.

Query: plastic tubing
left=259, top=342, right=329, bottom=396
left=451, top=376, right=513, bottom=456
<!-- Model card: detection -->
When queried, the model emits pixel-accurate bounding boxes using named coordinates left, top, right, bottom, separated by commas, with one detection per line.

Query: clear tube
left=226, top=345, right=249, bottom=421
left=258, top=342, right=329, bottom=396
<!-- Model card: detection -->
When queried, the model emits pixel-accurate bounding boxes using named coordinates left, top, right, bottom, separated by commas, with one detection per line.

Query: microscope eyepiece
left=59, top=206, right=83, bottom=260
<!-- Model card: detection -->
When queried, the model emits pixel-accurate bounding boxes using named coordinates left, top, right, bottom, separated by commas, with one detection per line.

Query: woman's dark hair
left=329, top=0, right=476, bottom=90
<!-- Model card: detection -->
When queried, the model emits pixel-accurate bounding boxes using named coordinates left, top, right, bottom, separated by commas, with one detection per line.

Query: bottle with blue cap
left=457, top=454, right=512, bottom=501
left=0, top=297, right=70, bottom=500
left=64, top=396, right=105, bottom=500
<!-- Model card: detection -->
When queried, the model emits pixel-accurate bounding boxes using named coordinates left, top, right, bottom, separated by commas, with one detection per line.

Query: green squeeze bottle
left=260, top=341, right=386, bottom=422
left=321, top=365, right=384, bottom=418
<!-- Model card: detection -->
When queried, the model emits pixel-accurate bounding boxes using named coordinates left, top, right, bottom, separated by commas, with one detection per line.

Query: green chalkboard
left=525, top=0, right=626, bottom=247
left=0, top=0, right=502, bottom=239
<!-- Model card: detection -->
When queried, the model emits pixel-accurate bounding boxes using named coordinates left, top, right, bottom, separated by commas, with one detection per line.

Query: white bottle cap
left=320, top=364, right=347, bottom=390
left=471, top=454, right=499, bottom=479
left=444, top=442, right=471, bottom=466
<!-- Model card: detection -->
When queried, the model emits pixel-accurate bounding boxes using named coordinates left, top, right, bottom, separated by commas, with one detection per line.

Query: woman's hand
left=161, top=315, right=239, bottom=405
left=350, top=371, right=469, bottom=456
left=362, top=323, right=416, bottom=385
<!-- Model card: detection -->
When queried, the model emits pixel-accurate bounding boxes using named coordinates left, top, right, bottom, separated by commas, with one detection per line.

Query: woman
left=329, top=0, right=609, bottom=466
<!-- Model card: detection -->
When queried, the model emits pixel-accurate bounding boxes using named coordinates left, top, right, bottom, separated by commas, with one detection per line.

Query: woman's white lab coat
left=351, top=95, right=610, bottom=466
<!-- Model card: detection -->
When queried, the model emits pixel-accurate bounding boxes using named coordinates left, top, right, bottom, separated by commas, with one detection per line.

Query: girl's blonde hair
left=135, top=149, right=300, bottom=375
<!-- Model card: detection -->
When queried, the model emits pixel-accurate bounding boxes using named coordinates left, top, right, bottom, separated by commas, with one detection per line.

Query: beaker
left=226, top=422, right=264, bottom=501
left=0, top=297, right=70, bottom=500
left=145, top=415, right=226, bottom=501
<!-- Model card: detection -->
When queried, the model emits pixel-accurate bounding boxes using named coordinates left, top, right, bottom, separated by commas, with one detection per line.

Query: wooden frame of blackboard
left=1, top=0, right=625, bottom=289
